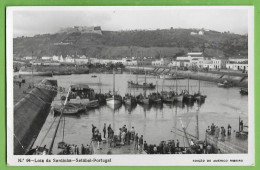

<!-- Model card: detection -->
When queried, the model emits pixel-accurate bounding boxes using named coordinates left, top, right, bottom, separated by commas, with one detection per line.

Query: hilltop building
left=58, top=26, right=102, bottom=35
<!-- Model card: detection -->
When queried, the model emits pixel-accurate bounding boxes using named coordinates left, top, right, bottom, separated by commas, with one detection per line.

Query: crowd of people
left=59, top=143, right=91, bottom=155
left=206, top=123, right=233, bottom=142
left=91, top=123, right=207, bottom=154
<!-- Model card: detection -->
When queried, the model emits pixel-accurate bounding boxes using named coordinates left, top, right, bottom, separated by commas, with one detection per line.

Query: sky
left=12, top=7, right=249, bottom=37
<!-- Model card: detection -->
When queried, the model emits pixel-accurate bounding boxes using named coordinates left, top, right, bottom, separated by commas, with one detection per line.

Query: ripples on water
left=33, top=73, right=248, bottom=154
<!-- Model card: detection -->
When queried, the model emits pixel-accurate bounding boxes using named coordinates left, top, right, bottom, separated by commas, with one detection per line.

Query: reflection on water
left=33, top=73, right=248, bottom=154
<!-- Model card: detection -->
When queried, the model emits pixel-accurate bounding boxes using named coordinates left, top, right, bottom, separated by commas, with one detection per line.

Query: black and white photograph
left=6, top=6, right=254, bottom=166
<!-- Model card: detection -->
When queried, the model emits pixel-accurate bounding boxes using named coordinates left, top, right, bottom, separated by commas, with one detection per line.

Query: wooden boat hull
left=174, top=95, right=183, bottom=102
left=162, top=97, right=175, bottom=103
left=138, top=98, right=150, bottom=105
left=106, top=96, right=122, bottom=105
left=86, top=100, right=99, bottom=108
left=217, top=82, right=232, bottom=88
left=194, top=95, right=207, bottom=101
left=123, top=98, right=137, bottom=106
left=183, top=94, right=194, bottom=101
left=240, top=88, right=248, bottom=95
left=53, top=104, right=81, bottom=115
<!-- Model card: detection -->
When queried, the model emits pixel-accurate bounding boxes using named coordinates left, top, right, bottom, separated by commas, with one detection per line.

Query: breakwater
left=14, top=79, right=57, bottom=155
left=126, top=66, right=248, bottom=88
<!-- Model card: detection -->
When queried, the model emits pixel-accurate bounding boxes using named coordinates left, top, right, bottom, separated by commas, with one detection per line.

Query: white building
left=41, top=56, right=53, bottom=60
left=151, top=58, right=165, bottom=66
left=65, top=56, right=75, bottom=63
left=168, top=60, right=181, bottom=67
left=53, top=55, right=61, bottom=61
left=226, top=62, right=248, bottom=71
left=75, top=58, right=89, bottom=64
left=229, top=58, right=248, bottom=63
left=190, top=58, right=204, bottom=68
left=198, top=31, right=204, bottom=35
left=190, top=32, right=198, bottom=35
left=23, top=56, right=33, bottom=60
left=203, top=60, right=214, bottom=69
left=121, top=58, right=138, bottom=66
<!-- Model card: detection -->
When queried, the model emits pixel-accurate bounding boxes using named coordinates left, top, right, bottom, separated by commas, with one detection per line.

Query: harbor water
left=33, top=73, right=248, bottom=154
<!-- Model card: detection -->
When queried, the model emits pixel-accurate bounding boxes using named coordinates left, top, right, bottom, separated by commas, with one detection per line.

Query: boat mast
left=99, top=75, right=101, bottom=94
left=198, top=79, right=200, bottom=93
left=144, top=71, right=147, bottom=97
left=48, top=87, right=71, bottom=154
left=188, top=77, right=190, bottom=94
left=196, top=105, right=200, bottom=140
left=129, top=70, right=132, bottom=95
left=175, top=63, right=178, bottom=93
left=113, top=68, right=115, bottom=96
left=136, top=51, right=139, bottom=83
left=162, top=74, right=165, bottom=92
left=156, top=75, right=158, bottom=94
left=31, top=51, right=34, bottom=87
left=180, top=118, right=191, bottom=148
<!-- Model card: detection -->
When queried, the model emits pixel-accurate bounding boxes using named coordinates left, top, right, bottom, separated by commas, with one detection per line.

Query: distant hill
left=13, top=28, right=248, bottom=59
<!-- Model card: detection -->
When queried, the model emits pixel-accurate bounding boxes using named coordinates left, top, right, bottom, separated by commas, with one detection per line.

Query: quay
left=126, top=66, right=248, bottom=88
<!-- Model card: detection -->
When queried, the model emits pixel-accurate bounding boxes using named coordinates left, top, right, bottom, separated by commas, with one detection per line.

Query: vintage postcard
left=6, top=6, right=254, bottom=166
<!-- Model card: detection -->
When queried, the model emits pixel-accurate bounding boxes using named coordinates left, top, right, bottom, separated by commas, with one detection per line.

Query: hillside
left=13, top=28, right=248, bottom=59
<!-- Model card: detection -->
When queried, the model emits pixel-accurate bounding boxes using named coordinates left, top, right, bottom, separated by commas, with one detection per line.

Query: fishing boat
left=161, top=91, right=175, bottom=103
left=86, top=99, right=99, bottom=109
left=136, top=71, right=150, bottom=105
left=194, top=80, right=207, bottom=102
left=183, top=77, right=195, bottom=102
left=240, top=88, right=248, bottom=95
left=106, top=69, right=122, bottom=107
left=123, top=71, right=137, bottom=106
left=53, top=103, right=82, bottom=116
left=68, top=84, right=99, bottom=108
left=149, top=76, right=162, bottom=104
left=217, top=80, right=233, bottom=88
left=172, top=66, right=183, bottom=102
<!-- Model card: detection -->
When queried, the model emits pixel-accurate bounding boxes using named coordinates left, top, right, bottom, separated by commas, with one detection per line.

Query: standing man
left=239, top=120, right=244, bottom=132
left=176, top=139, right=180, bottom=148
left=103, top=123, right=106, bottom=138
left=227, top=124, right=232, bottom=136
left=139, top=135, right=144, bottom=152
left=134, top=133, right=139, bottom=150
left=107, top=124, right=112, bottom=139
left=92, top=124, right=96, bottom=139
left=130, top=126, right=135, bottom=140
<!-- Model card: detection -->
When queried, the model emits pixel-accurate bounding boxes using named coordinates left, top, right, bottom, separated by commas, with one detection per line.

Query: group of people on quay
left=58, top=143, right=92, bottom=155
left=206, top=121, right=245, bottom=142
left=90, top=123, right=214, bottom=154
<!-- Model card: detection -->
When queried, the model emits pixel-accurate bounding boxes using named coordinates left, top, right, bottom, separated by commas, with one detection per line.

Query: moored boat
left=68, top=84, right=97, bottom=107
left=240, top=88, right=248, bottom=95
left=86, top=99, right=99, bottom=109
left=106, top=69, right=122, bottom=108
left=217, top=80, right=233, bottom=88
left=53, top=103, right=83, bottom=116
